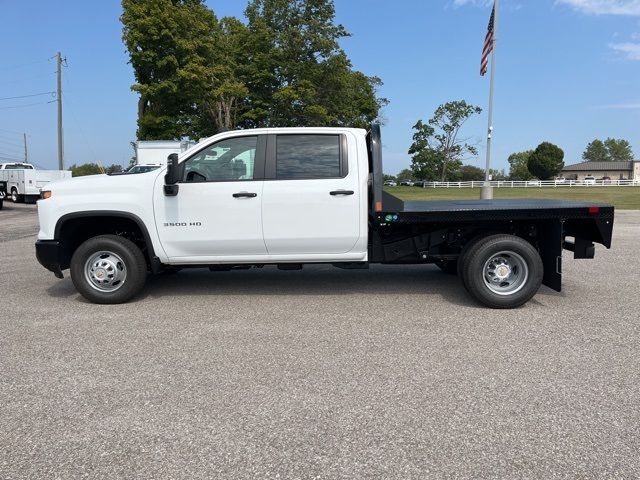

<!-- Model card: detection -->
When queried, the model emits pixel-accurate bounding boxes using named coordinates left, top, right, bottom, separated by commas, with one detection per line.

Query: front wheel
left=70, top=235, right=147, bottom=304
left=460, top=234, right=543, bottom=309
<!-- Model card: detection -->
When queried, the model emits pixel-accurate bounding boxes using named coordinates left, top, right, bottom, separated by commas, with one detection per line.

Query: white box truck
left=135, top=140, right=195, bottom=166
left=0, top=163, right=72, bottom=203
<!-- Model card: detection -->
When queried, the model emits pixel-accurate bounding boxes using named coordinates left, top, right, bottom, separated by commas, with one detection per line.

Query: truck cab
left=35, top=125, right=614, bottom=308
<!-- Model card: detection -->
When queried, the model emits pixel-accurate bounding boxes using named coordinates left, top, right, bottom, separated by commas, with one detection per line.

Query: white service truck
left=0, top=163, right=72, bottom=203
left=35, top=125, right=614, bottom=308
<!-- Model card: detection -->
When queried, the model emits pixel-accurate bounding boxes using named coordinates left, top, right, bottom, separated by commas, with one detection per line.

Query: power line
left=0, top=139, right=23, bottom=149
left=0, top=135, right=23, bottom=145
left=4, top=58, right=52, bottom=71
left=0, top=72, right=55, bottom=87
left=0, top=149, right=24, bottom=158
left=0, top=101, right=55, bottom=110
left=0, top=140, right=24, bottom=151
left=0, top=91, right=55, bottom=101
left=0, top=154, right=23, bottom=162
left=0, top=127, right=25, bottom=134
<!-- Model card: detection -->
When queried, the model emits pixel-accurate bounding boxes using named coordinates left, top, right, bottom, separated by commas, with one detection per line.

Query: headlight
left=41, top=190, right=52, bottom=200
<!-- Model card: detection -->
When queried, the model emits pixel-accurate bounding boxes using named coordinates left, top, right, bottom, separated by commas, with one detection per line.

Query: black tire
left=436, top=260, right=458, bottom=275
left=70, top=235, right=147, bottom=304
left=460, top=234, right=543, bottom=309
left=457, top=236, right=481, bottom=291
left=10, top=188, right=22, bottom=203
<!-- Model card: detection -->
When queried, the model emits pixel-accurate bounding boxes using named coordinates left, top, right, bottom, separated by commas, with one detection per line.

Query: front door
left=154, top=135, right=268, bottom=259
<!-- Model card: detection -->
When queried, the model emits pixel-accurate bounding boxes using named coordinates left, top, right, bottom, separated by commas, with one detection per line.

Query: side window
left=183, top=136, right=258, bottom=183
left=276, top=135, right=342, bottom=180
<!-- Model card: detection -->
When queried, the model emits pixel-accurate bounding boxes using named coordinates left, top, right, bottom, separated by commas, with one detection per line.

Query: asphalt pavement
left=1, top=202, right=639, bottom=479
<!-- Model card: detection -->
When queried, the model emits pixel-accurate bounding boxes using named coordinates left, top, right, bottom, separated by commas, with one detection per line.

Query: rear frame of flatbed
left=365, top=125, right=615, bottom=293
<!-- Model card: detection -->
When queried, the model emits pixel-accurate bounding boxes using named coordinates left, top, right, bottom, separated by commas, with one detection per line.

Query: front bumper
left=35, top=240, right=64, bottom=278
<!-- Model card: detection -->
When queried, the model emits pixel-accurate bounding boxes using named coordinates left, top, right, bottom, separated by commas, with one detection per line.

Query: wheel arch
left=458, top=220, right=563, bottom=292
left=54, top=211, right=162, bottom=273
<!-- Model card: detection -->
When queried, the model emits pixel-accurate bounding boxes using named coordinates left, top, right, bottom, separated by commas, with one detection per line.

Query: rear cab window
left=274, top=134, right=347, bottom=180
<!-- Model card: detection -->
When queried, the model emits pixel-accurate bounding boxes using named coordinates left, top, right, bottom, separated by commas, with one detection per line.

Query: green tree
left=409, top=101, right=482, bottom=182
left=197, top=16, right=250, bottom=135
left=105, top=164, right=123, bottom=174
left=527, top=142, right=565, bottom=180
left=121, top=0, right=219, bottom=140
left=70, top=163, right=104, bottom=177
left=582, top=140, right=608, bottom=163
left=489, top=168, right=508, bottom=181
left=460, top=165, right=485, bottom=181
left=604, top=138, right=634, bottom=162
left=122, top=0, right=386, bottom=139
left=397, top=168, right=415, bottom=181
left=582, top=138, right=635, bottom=162
left=242, top=0, right=386, bottom=129
left=507, top=150, right=533, bottom=180
left=383, top=174, right=397, bottom=183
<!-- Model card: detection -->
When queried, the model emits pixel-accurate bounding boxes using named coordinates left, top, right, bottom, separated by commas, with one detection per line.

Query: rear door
left=261, top=132, right=360, bottom=255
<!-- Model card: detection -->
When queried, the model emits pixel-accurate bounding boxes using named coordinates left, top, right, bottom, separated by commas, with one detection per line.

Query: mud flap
left=539, top=220, right=563, bottom=292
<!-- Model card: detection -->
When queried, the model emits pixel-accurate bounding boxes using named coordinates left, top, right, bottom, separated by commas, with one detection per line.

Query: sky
left=0, top=0, right=638, bottom=175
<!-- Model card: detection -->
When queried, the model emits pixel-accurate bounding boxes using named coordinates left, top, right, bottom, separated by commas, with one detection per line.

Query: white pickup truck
left=35, top=125, right=614, bottom=308
left=0, top=163, right=72, bottom=203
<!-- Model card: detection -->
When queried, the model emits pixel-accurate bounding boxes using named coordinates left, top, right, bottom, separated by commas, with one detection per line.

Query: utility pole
left=56, top=52, right=64, bottom=170
left=23, top=133, right=28, bottom=162
left=481, top=0, right=499, bottom=200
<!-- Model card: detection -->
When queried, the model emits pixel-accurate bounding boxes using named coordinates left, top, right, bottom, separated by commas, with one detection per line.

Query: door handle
left=232, top=192, right=257, bottom=198
left=330, top=190, right=354, bottom=196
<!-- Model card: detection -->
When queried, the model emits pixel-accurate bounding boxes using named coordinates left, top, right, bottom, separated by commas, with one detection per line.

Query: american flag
left=480, top=4, right=495, bottom=76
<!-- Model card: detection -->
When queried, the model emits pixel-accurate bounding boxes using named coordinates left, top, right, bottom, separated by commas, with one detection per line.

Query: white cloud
left=556, top=0, right=640, bottom=16
left=452, top=0, right=493, bottom=5
left=609, top=41, right=640, bottom=59
left=451, top=0, right=523, bottom=10
left=596, top=102, right=640, bottom=109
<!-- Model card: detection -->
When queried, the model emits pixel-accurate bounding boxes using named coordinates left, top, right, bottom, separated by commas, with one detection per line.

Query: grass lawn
left=385, top=186, right=640, bottom=210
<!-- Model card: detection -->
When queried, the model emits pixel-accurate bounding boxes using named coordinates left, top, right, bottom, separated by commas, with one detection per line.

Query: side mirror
left=164, top=153, right=181, bottom=196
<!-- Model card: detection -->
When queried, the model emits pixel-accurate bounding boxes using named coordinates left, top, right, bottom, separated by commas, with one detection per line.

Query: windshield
left=128, top=165, right=159, bottom=174
left=5, top=164, right=33, bottom=170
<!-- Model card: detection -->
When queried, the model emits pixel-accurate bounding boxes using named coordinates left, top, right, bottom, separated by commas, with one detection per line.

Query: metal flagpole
left=481, top=0, right=498, bottom=200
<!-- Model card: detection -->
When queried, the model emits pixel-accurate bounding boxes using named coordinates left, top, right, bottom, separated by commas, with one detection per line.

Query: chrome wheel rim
left=84, top=251, right=127, bottom=292
left=483, top=251, right=529, bottom=296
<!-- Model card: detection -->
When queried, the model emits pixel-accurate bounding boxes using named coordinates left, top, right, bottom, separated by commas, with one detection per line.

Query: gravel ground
left=1, top=202, right=639, bottom=479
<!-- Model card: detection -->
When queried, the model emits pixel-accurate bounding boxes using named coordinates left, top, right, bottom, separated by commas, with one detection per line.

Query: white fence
left=407, top=179, right=640, bottom=189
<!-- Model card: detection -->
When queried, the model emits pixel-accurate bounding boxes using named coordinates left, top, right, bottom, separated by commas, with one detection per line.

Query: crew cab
left=35, top=125, right=614, bottom=308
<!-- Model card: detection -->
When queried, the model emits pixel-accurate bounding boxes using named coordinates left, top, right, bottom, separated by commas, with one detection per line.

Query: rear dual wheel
left=459, top=234, right=543, bottom=309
